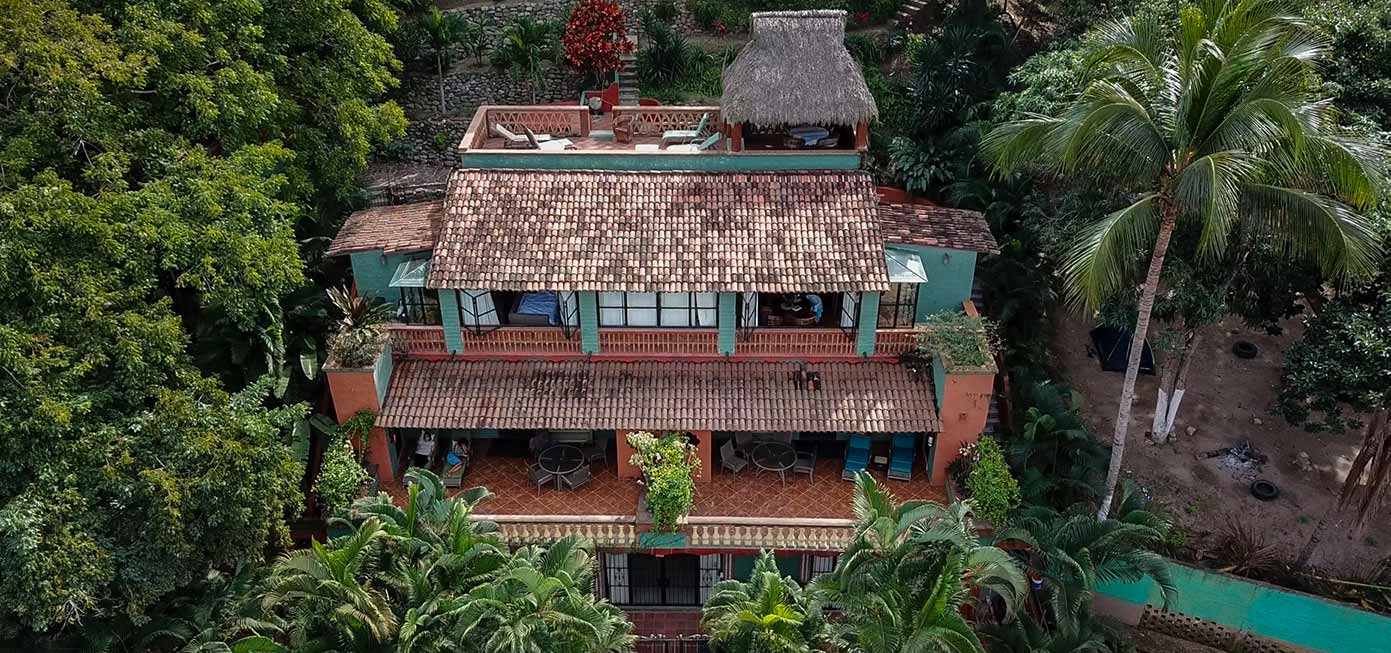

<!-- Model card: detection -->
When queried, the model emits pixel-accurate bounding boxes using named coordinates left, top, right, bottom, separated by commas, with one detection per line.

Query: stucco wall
left=349, top=250, right=415, bottom=304
left=913, top=246, right=977, bottom=319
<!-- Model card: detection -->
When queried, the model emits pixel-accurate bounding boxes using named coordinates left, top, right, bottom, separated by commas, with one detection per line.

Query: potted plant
left=626, top=431, right=700, bottom=532
left=326, top=286, right=391, bottom=368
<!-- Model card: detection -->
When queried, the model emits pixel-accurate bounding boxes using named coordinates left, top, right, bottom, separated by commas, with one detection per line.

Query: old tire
left=1251, top=479, right=1280, bottom=501
left=1233, top=341, right=1259, bottom=359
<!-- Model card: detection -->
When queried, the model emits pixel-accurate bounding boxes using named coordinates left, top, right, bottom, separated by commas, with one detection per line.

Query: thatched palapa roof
left=721, top=10, right=877, bottom=128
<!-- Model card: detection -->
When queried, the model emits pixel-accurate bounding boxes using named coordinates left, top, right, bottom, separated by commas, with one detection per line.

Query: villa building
left=324, top=10, right=998, bottom=634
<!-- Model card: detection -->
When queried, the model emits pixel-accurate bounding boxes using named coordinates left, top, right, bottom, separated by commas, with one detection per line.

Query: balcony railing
left=388, top=324, right=447, bottom=356
left=875, top=328, right=926, bottom=357
left=461, top=105, right=591, bottom=150
left=737, top=328, right=857, bottom=358
left=599, top=328, right=720, bottom=357
left=611, top=106, right=720, bottom=143
left=464, top=327, right=583, bottom=355
left=475, top=514, right=856, bottom=551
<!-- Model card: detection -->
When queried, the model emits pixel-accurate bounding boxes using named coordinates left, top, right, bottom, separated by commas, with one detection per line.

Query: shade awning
left=884, top=247, right=928, bottom=284
left=389, top=259, right=431, bottom=288
left=378, top=359, right=940, bottom=432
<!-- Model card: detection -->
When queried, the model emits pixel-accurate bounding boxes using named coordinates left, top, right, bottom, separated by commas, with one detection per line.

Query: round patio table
left=751, top=442, right=797, bottom=485
left=538, top=444, right=584, bottom=489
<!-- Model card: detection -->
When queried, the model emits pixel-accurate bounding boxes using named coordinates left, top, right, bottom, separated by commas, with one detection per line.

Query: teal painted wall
left=349, top=251, right=413, bottom=303
left=717, top=292, right=736, bottom=355
left=1100, top=562, right=1391, bottom=653
left=438, top=289, right=463, bottom=353
left=932, top=355, right=947, bottom=412
left=579, top=291, right=600, bottom=354
left=733, top=554, right=803, bottom=581
left=909, top=246, right=977, bottom=319
left=856, top=292, right=880, bottom=356
left=372, top=345, right=393, bottom=407
left=461, top=152, right=862, bottom=171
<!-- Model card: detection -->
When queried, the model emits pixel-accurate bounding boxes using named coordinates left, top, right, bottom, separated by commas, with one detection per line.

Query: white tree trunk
left=1097, top=210, right=1177, bottom=519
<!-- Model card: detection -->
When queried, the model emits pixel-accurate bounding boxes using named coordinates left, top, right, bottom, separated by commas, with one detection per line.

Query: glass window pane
left=599, top=307, right=626, bottom=326
left=660, top=307, right=690, bottom=327
left=627, top=292, right=657, bottom=307
left=598, top=291, right=625, bottom=308
left=659, top=292, right=690, bottom=308
left=629, top=307, right=658, bottom=326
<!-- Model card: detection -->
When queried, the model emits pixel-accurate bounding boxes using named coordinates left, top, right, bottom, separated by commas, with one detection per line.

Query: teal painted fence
left=460, top=152, right=863, bottom=172
left=1099, top=561, right=1391, bottom=652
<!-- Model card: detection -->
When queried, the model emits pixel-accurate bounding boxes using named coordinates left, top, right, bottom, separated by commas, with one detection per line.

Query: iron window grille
left=598, top=292, right=717, bottom=328
left=458, top=290, right=501, bottom=336
left=602, top=553, right=718, bottom=606
left=738, top=292, right=759, bottom=340
left=878, top=283, right=919, bottom=329
left=396, top=287, right=442, bottom=325
left=558, top=291, right=580, bottom=338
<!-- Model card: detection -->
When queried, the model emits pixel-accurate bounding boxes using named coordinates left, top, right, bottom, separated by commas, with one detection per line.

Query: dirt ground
left=1051, top=310, right=1391, bottom=576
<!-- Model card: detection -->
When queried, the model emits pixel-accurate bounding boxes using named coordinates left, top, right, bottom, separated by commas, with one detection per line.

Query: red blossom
left=853, top=10, right=872, bottom=25
left=562, top=0, right=635, bottom=75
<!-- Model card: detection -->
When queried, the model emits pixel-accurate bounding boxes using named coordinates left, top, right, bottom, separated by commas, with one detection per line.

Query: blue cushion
left=848, top=435, right=872, bottom=450
left=846, top=449, right=869, bottom=465
left=892, top=434, right=916, bottom=449
left=844, top=459, right=867, bottom=473
left=889, top=458, right=913, bottom=472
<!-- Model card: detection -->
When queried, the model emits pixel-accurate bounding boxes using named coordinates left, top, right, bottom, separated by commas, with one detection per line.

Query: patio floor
left=435, top=453, right=948, bottom=520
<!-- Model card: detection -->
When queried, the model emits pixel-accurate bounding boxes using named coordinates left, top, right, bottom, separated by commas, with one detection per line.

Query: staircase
left=895, top=0, right=928, bottom=29
left=618, top=36, right=640, bottom=105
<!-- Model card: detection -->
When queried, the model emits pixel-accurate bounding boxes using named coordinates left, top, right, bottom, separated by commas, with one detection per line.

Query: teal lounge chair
left=666, top=132, right=721, bottom=153
left=660, top=112, right=710, bottom=146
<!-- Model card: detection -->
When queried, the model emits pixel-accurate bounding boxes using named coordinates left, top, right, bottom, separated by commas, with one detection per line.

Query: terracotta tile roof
left=878, top=203, right=999, bottom=254
left=429, top=170, right=890, bottom=292
left=327, top=201, right=443, bottom=256
left=378, top=359, right=940, bottom=432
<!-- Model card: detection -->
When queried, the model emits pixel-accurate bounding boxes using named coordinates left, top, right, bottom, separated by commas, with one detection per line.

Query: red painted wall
left=326, top=367, right=394, bottom=483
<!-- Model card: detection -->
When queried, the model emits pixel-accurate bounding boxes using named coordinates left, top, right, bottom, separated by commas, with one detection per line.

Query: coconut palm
left=979, top=610, right=1118, bottom=653
left=702, top=551, right=827, bottom=653
left=491, top=17, right=561, bottom=104
left=420, top=6, right=466, bottom=114
left=993, top=501, right=1175, bottom=637
left=812, top=475, right=1026, bottom=653
left=259, top=518, right=398, bottom=649
left=984, top=0, right=1389, bottom=517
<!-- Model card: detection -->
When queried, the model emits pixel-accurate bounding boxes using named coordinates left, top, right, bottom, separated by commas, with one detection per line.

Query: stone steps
left=895, top=0, right=929, bottom=27
left=618, top=52, right=640, bottom=104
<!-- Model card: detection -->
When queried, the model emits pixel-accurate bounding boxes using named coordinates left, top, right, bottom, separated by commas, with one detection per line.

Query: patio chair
left=493, top=123, right=551, bottom=148
left=734, top=433, right=754, bottom=455
left=562, top=466, right=593, bottom=490
left=528, top=463, right=555, bottom=494
left=524, top=127, right=575, bottom=151
left=888, top=434, right=916, bottom=481
left=582, top=436, right=609, bottom=470
left=720, top=440, right=749, bottom=474
left=843, top=436, right=871, bottom=481
left=665, top=132, right=721, bottom=153
left=660, top=112, right=710, bottom=146
left=793, top=451, right=815, bottom=480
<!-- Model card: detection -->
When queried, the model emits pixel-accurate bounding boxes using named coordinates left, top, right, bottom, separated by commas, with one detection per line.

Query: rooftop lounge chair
left=525, top=127, right=575, bottom=151
left=843, top=435, right=871, bottom=481
left=660, top=112, right=710, bottom=146
left=666, top=132, right=721, bottom=153
left=493, top=123, right=550, bottom=148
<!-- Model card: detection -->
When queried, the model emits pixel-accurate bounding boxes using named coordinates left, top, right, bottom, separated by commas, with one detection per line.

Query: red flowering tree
left=562, top=0, right=634, bottom=81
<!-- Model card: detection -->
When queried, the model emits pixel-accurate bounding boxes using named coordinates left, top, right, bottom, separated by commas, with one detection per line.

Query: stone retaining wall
left=445, top=0, right=698, bottom=35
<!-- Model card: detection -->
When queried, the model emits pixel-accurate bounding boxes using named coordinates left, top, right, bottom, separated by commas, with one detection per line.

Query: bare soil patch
left=1051, top=310, right=1390, bottom=575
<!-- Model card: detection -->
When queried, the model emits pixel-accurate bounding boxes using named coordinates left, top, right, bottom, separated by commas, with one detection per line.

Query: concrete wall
left=1099, top=561, right=1391, bottom=653
left=897, top=246, right=977, bottom=320
left=349, top=251, right=413, bottom=303
left=930, top=357, right=993, bottom=483
left=326, top=344, right=396, bottom=483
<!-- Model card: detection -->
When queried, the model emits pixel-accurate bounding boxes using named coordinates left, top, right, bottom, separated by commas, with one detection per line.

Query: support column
left=729, top=123, right=744, bottom=152
left=854, top=120, right=869, bottom=150
left=929, top=355, right=995, bottom=485
left=615, top=429, right=641, bottom=480
left=579, top=291, right=600, bottom=354
left=691, top=430, right=713, bottom=483
left=717, top=292, right=737, bottom=356
left=325, top=345, right=395, bottom=483
left=438, top=289, right=463, bottom=354
left=855, top=291, right=880, bottom=356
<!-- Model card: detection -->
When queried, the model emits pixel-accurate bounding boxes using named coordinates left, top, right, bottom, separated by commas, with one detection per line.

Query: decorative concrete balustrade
left=475, top=514, right=858, bottom=551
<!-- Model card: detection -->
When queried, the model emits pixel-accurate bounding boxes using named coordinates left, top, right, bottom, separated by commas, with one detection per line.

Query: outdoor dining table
left=538, top=444, right=584, bottom=489
left=751, top=441, right=798, bottom=485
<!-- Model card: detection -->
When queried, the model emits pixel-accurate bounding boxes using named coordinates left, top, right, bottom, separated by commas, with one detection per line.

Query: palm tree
left=984, top=0, right=1389, bottom=517
left=1296, top=408, right=1391, bottom=567
left=491, top=17, right=560, bottom=104
left=979, top=610, right=1118, bottom=653
left=259, top=518, right=399, bottom=649
left=992, top=497, right=1175, bottom=637
left=702, top=551, right=827, bottom=653
left=420, top=6, right=465, bottom=114
left=812, top=475, right=1026, bottom=653
left=445, top=535, right=634, bottom=653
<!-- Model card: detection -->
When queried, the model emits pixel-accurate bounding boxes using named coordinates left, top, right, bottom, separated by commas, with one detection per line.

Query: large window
left=878, top=283, right=919, bottom=328
left=397, top=287, right=442, bottom=325
left=598, top=292, right=717, bottom=327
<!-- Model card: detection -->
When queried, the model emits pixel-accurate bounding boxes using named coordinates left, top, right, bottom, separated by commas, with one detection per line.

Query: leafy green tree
left=702, top=551, right=828, bottom=653
left=985, top=0, right=1389, bottom=517
left=813, top=475, right=1026, bottom=653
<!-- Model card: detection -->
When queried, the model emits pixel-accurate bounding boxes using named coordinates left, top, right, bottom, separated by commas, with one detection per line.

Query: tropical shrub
left=1278, top=290, right=1391, bottom=432
left=966, top=436, right=1021, bottom=526
left=1004, top=380, right=1109, bottom=510
left=627, top=431, right=700, bottom=531
left=703, top=550, right=829, bottom=653
left=562, top=0, right=635, bottom=81
left=314, top=436, right=369, bottom=517
left=917, top=311, right=999, bottom=368
left=326, top=286, right=390, bottom=367
left=491, top=17, right=562, bottom=102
